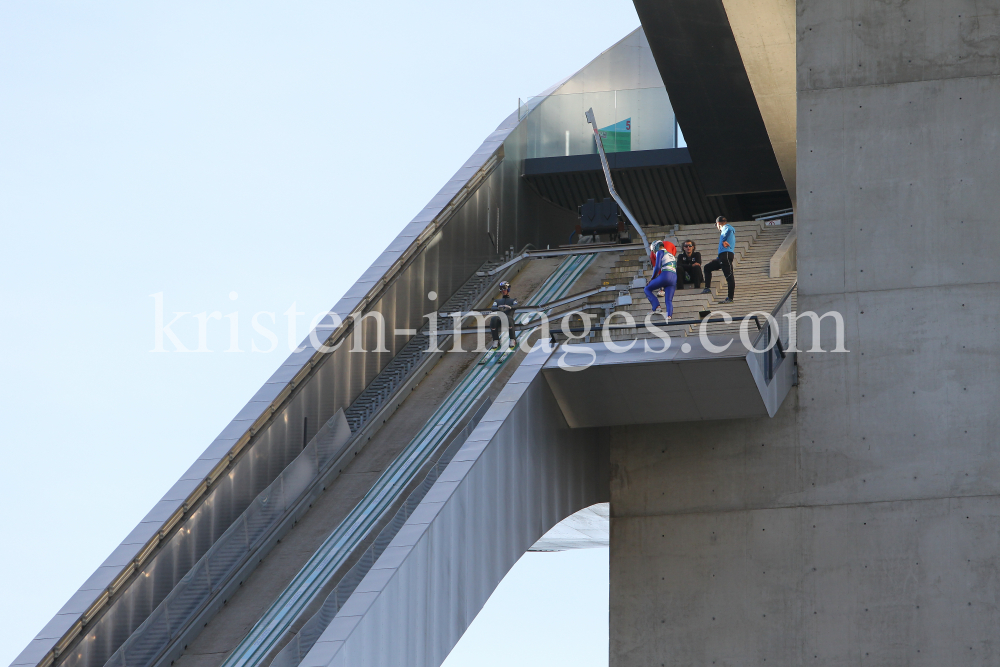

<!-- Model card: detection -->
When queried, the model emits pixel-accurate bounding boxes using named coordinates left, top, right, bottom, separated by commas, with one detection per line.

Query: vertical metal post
left=585, top=108, right=650, bottom=265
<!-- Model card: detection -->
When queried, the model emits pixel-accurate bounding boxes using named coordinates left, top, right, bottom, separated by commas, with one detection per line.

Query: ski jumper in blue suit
left=644, top=249, right=677, bottom=315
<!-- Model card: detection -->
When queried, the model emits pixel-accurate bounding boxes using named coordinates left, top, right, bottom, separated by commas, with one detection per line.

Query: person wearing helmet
left=649, top=236, right=679, bottom=297
left=643, top=240, right=677, bottom=318
left=489, top=280, right=519, bottom=349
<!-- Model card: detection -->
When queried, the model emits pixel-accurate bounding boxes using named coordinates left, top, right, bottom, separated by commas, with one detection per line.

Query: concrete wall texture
left=611, top=1, right=1000, bottom=665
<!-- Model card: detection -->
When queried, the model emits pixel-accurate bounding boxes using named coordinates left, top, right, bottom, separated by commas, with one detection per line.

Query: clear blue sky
left=0, top=2, right=638, bottom=664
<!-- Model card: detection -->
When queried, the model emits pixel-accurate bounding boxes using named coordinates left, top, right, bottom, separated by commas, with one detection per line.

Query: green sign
left=598, top=118, right=631, bottom=153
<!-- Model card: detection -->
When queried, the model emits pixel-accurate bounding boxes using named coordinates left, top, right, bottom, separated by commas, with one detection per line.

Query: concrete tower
left=617, top=0, right=1000, bottom=663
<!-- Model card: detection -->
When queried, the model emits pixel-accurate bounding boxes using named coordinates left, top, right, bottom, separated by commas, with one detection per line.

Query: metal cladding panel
left=634, top=0, right=786, bottom=196
left=21, top=116, right=522, bottom=667
left=541, top=340, right=770, bottom=427
left=52, top=183, right=507, bottom=667
left=748, top=346, right=797, bottom=418
left=301, top=344, right=605, bottom=667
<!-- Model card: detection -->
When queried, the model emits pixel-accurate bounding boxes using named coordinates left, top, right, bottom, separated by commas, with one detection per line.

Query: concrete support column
left=611, top=1, right=1000, bottom=664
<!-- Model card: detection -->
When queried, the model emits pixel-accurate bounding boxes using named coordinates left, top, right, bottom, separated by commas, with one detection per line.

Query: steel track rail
left=217, top=254, right=595, bottom=667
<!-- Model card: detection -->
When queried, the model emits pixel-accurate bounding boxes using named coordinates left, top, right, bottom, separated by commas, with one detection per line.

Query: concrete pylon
left=612, top=0, right=1000, bottom=664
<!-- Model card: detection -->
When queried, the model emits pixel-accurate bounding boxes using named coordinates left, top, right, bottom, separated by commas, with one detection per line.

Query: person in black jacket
left=489, top=281, right=519, bottom=349
left=676, top=239, right=703, bottom=289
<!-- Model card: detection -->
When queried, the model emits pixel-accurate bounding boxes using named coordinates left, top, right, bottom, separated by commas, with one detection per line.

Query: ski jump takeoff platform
left=542, top=329, right=796, bottom=428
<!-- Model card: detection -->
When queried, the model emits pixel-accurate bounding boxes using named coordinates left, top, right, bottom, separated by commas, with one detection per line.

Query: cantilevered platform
left=542, top=330, right=796, bottom=427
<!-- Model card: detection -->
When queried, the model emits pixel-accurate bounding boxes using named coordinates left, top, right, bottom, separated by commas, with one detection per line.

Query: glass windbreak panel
left=525, top=90, right=612, bottom=158
left=581, top=90, right=618, bottom=154
left=525, top=87, right=675, bottom=159
left=520, top=95, right=546, bottom=121
left=633, top=87, right=673, bottom=152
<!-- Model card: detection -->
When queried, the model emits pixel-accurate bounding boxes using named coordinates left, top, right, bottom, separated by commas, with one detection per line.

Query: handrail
left=477, top=244, right=629, bottom=277
left=522, top=283, right=626, bottom=311
left=752, top=207, right=793, bottom=221
left=750, top=281, right=798, bottom=384
left=445, top=284, right=627, bottom=318
left=773, top=281, right=798, bottom=316
left=585, top=107, right=650, bottom=264
left=431, top=312, right=767, bottom=338
left=751, top=281, right=798, bottom=350
left=553, top=314, right=762, bottom=337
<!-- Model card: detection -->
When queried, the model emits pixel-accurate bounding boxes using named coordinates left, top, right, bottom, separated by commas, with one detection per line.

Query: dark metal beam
left=634, top=0, right=786, bottom=196
left=522, top=147, right=692, bottom=176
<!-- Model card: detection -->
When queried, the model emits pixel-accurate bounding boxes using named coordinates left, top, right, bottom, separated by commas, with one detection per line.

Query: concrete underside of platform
left=541, top=338, right=792, bottom=427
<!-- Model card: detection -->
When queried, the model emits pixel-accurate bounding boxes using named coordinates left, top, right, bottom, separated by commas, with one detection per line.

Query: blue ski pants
left=644, top=271, right=677, bottom=315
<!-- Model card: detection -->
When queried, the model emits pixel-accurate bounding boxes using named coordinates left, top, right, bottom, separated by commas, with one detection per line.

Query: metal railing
left=477, top=244, right=628, bottom=277
left=752, top=207, right=794, bottom=223
left=751, top=282, right=797, bottom=385
left=270, top=398, right=493, bottom=667
left=553, top=314, right=763, bottom=338
left=103, top=412, right=352, bottom=667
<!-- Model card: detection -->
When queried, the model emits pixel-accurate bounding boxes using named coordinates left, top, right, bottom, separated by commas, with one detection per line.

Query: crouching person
left=490, top=280, right=518, bottom=349
left=644, top=240, right=677, bottom=319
